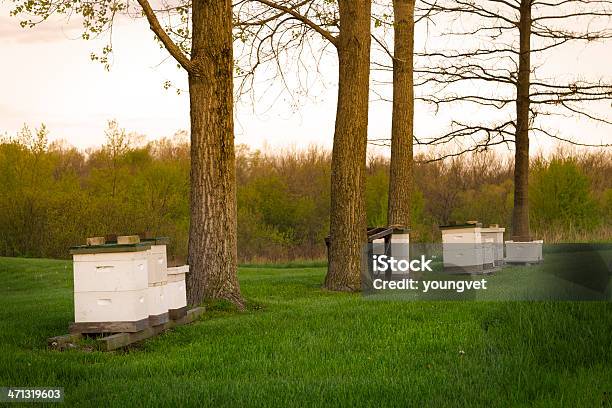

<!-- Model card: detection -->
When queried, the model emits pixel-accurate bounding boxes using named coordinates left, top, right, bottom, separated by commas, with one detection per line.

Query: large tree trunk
left=387, top=0, right=415, bottom=229
left=324, top=0, right=372, bottom=291
left=186, top=0, right=243, bottom=307
left=512, top=0, right=531, bottom=242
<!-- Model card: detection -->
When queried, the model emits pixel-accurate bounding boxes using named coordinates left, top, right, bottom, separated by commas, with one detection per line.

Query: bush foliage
left=0, top=122, right=610, bottom=261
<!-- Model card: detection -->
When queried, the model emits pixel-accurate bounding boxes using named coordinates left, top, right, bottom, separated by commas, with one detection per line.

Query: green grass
left=0, top=257, right=611, bottom=407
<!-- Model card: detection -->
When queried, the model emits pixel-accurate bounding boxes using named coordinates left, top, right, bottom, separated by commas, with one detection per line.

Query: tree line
left=7, top=0, right=612, bottom=307
left=1, top=123, right=609, bottom=262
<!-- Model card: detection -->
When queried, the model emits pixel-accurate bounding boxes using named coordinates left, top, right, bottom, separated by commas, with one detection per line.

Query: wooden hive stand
left=49, top=307, right=205, bottom=351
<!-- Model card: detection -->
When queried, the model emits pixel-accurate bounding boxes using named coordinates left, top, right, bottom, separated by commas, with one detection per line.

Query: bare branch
left=253, top=0, right=338, bottom=46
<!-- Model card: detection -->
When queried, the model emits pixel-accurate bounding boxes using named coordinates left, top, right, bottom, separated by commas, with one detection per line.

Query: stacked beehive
left=481, top=225, right=506, bottom=267
left=69, top=236, right=188, bottom=334
left=70, top=241, right=151, bottom=333
left=440, top=222, right=496, bottom=274
left=142, top=238, right=170, bottom=326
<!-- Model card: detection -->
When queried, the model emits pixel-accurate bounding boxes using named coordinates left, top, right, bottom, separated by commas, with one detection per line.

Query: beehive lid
left=69, top=242, right=152, bottom=255
left=482, top=225, right=506, bottom=232
left=140, top=237, right=171, bottom=245
left=167, top=265, right=189, bottom=275
left=439, top=222, right=483, bottom=230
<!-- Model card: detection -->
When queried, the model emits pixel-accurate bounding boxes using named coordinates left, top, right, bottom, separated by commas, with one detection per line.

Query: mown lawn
left=0, top=257, right=611, bottom=407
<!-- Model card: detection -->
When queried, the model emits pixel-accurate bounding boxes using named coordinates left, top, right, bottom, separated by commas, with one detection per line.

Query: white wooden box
left=441, top=225, right=499, bottom=273
left=140, top=240, right=170, bottom=322
left=505, top=240, right=543, bottom=263
left=166, top=280, right=186, bottom=310
left=147, top=285, right=167, bottom=317
left=482, top=242, right=495, bottom=268
left=146, top=244, right=168, bottom=285
left=73, top=256, right=148, bottom=293
left=372, top=238, right=385, bottom=255
left=443, top=246, right=485, bottom=269
left=390, top=232, right=410, bottom=276
left=481, top=227, right=505, bottom=266
left=441, top=227, right=483, bottom=245
left=74, top=289, right=148, bottom=323
left=390, top=233, right=410, bottom=259
left=167, top=266, right=188, bottom=310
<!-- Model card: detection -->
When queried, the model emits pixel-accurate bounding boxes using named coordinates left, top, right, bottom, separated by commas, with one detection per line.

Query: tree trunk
left=186, top=0, right=243, bottom=307
left=324, top=0, right=372, bottom=291
left=512, top=0, right=531, bottom=242
left=387, top=0, right=415, bottom=229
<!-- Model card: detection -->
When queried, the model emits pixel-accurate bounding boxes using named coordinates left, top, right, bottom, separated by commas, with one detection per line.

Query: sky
left=1, top=8, right=343, bottom=152
left=1, top=3, right=611, bottom=156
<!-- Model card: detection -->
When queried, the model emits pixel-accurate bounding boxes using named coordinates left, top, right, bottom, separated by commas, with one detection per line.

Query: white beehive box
left=143, top=239, right=169, bottom=285
left=390, top=230, right=410, bottom=258
left=440, top=223, right=495, bottom=273
left=372, top=238, right=385, bottom=255
left=368, top=227, right=410, bottom=278
left=74, top=290, right=147, bottom=324
left=142, top=238, right=170, bottom=325
left=505, top=240, right=544, bottom=264
left=147, top=285, right=167, bottom=322
left=167, top=265, right=189, bottom=316
left=441, top=227, right=482, bottom=246
left=442, top=246, right=485, bottom=271
left=70, top=243, right=151, bottom=333
left=390, top=229, right=410, bottom=276
left=481, top=226, right=506, bottom=266
left=72, top=252, right=149, bottom=292
left=482, top=241, right=495, bottom=268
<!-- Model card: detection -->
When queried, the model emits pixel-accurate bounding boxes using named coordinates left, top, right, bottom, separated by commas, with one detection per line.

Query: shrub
left=530, top=158, right=600, bottom=233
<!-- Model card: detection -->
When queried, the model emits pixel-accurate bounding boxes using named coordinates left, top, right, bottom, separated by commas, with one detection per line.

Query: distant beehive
left=440, top=223, right=497, bottom=274
left=481, top=226, right=506, bottom=266
left=505, top=240, right=543, bottom=264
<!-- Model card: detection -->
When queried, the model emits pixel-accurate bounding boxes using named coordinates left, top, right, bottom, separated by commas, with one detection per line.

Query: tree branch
left=254, top=0, right=338, bottom=46
left=136, top=0, right=193, bottom=72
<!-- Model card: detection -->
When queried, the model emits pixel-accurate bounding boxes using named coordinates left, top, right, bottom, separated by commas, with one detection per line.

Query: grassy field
left=0, top=257, right=611, bottom=407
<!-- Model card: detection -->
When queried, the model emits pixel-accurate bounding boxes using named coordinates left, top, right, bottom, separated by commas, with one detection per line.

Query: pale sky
left=1, top=3, right=611, bottom=156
